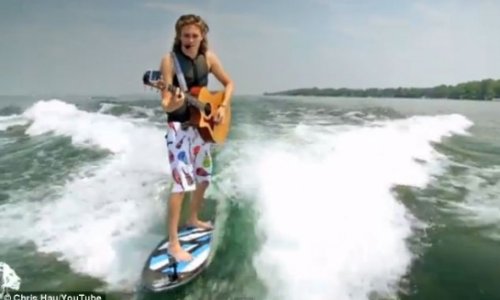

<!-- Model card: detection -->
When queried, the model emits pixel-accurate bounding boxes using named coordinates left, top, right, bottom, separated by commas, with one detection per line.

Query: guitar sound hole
left=204, top=104, right=211, bottom=116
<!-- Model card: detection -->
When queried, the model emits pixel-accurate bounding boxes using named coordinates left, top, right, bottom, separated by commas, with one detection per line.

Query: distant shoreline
left=264, top=78, right=500, bottom=101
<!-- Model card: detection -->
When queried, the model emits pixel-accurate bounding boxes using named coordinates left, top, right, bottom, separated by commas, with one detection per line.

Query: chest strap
left=171, top=51, right=188, bottom=93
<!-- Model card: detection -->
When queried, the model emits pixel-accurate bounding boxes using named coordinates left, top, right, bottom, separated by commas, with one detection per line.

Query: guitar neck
left=185, top=94, right=205, bottom=111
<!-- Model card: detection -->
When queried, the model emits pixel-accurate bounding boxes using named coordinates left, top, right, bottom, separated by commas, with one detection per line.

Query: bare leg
left=187, top=181, right=213, bottom=229
left=167, top=191, right=192, bottom=261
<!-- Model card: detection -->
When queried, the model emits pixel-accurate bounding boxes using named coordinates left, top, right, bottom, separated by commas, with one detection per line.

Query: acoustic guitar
left=142, top=70, right=231, bottom=144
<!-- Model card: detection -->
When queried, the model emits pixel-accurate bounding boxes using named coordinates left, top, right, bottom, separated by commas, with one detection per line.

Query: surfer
left=159, top=14, right=234, bottom=262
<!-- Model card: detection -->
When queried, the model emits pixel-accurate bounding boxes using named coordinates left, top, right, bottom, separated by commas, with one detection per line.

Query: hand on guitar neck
left=142, top=70, right=231, bottom=144
left=142, top=70, right=211, bottom=115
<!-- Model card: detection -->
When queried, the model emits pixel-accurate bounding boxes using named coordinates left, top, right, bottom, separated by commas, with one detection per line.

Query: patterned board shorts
left=165, top=122, right=213, bottom=193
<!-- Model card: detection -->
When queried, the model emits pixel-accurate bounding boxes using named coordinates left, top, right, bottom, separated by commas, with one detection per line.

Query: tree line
left=264, top=79, right=500, bottom=100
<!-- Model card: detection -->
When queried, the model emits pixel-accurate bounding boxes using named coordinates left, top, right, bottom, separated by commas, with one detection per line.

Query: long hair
left=172, top=14, right=210, bottom=55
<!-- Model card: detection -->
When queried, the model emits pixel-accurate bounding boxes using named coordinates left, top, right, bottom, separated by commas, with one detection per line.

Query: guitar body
left=142, top=70, right=232, bottom=145
left=188, top=87, right=231, bottom=144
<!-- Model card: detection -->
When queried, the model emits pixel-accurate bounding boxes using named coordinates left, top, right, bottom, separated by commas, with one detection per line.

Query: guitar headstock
left=142, top=70, right=175, bottom=93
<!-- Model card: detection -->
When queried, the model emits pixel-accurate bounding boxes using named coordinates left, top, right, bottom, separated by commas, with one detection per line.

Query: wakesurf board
left=141, top=223, right=215, bottom=292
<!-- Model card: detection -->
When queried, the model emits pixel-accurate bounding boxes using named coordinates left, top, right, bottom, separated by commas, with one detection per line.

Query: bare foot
left=168, top=243, right=192, bottom=262
left=187, top=218, right=214, bottom=230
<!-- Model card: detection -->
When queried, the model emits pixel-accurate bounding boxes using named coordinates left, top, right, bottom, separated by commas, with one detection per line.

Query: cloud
left=1, top=0, right=499, bottom=95
left=143, top=1, right=297, bottom=37
left=313, top=0, right=500, bottom=88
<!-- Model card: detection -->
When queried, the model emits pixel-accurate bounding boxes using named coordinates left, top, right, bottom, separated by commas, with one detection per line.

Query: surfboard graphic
left=141, top=224, right=215, bottom=292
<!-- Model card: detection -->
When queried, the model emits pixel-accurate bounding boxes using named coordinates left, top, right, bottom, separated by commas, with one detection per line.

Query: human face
left=180, top=24, right=203, bottom=54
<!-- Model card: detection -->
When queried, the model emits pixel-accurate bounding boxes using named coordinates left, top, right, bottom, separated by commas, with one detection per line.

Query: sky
left=1, top=0, right=500, bottom=96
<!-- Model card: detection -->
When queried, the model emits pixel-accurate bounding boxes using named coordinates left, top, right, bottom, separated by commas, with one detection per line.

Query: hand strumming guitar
left=214, top=105, right=226, bottom=124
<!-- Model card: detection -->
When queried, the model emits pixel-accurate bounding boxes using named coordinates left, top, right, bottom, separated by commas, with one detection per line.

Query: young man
left=159, top=14, right=234, bottom=262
